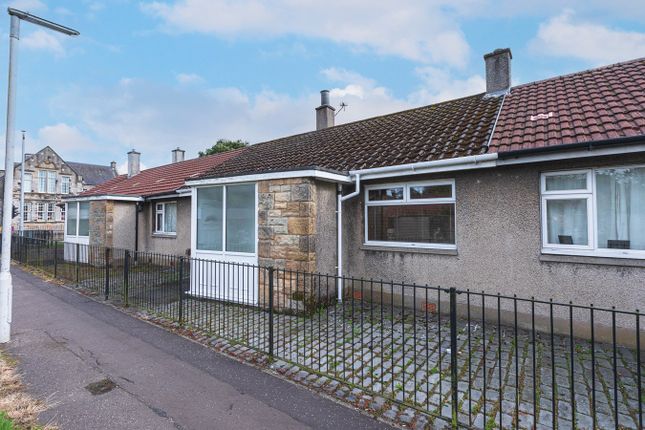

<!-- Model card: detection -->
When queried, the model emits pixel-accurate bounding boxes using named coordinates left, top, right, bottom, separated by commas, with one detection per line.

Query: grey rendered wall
left=342, top=153, right=645, bottom=342
left=315, top=180, right=338, bottom=275
left=111, top=202, right=136, bottom=250
left=138, top=197, right=191, bottom=256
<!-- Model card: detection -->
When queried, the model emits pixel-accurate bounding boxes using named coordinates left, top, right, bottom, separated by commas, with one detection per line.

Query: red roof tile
left=489, top=58, right=645, bottom=153
left=79, top=149, right=241, bottom=198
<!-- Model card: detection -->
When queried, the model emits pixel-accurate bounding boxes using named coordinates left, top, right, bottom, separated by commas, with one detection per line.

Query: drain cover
left=85, top=378, right=116, bottom=395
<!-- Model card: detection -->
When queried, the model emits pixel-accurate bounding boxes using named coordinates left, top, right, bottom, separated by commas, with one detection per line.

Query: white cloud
left=7, top=0, right=46, bottom=11
left=529, top=10, right=645, bottom=65
left=35, top=123, right=94, bottom=155
left=176, top=72, right=204, bottom=85
left=22, top=29, right=66, bottom=56
left=141, top=0, right=472, bottom=67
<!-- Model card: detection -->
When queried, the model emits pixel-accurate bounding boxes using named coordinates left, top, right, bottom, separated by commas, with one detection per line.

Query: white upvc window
left=23, top=203, right=31, bottom=222
left=61, top=176, right=71, bottom=194
left=154, top=202, right=177, bottom=235
left=65, top=202, right=89, bottom=237
left=46, top=203, right=55, bottom=221
left=59, top=204, right=65, bottom=221
left=23, top=173, right=32, bottom=193
left=541, top=165, right=645, bottom=259
left=364, top=180, right=457, bottom=250
left=36, top=202, right=45, bottom=221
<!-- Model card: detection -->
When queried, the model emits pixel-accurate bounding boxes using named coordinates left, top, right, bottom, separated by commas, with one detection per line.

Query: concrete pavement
left=5, top=266, right=393, bottom=430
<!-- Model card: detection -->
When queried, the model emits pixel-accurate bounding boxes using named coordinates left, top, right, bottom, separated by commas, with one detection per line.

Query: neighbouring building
left=63, top=148, right=241, bottom=257
left=182, top=50, right=644, bottom=343
left=0, top=146, right=116, bottom=233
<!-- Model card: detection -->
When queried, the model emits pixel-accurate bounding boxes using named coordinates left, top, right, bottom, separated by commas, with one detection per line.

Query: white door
left=191, top=183, right=258, bottom=304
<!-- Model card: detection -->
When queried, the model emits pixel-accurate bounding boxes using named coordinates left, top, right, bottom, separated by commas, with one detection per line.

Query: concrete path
left=5, top=266, right=393, bottom=430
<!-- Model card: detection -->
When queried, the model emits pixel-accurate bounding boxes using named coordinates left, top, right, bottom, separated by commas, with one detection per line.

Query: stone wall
left=257, top=178, right=336, bottom=312
left=89, top=200, right=112, bottom=247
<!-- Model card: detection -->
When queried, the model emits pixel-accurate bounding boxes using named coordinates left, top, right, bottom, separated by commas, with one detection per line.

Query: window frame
left=23, top=173, right=32, bottom=193
left=65, top=202, right=90, bottom=238
left=540, top=165, right=645, bottom=259
left=194, top=183, right=258, bottom=256
left=60, top=176, right=71, bottom=194
left=364, top=179, right=457, bottom=250
left=154, top=202, right=177, bottom=236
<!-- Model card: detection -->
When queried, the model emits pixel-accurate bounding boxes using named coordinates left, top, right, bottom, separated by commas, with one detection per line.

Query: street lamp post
left=0, top=8, right=79, bottom=343
left=19, top=130, right=25, bottom=234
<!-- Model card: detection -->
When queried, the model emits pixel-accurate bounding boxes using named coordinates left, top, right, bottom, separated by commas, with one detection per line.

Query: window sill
left=540, top=253, right=645, bottom=268
left=152, top=233, right=177, bottom=239
left=360, top=244, right=458, bottom=256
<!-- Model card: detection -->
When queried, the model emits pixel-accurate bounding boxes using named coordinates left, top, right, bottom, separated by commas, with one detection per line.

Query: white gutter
left=497, top=143, right=645, bottom=166
left=63, top=195, right=144, bottom=202
left=186, top=169, right=352, bottom=187
left=349, top=153, right=498, bottom=180
left=336, top=174, right=361, bottom=303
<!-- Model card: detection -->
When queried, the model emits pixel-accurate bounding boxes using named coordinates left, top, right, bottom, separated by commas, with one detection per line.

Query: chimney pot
left=316, top=90, right=335, bottom=130
left=171, top=147, right=185, bottom=163
left=110, top=161, right=117, bottom=173
left=127, top=149, right=140, bottom=178
left=484, top=48, right=512, bottom=95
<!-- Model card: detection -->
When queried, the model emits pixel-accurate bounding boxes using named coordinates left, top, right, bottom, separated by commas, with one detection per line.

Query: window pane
left=596, top=167, right=645, bottom=250
left=156, top=213, right=163, bottom=232
left=78, top=202, right=90, bottom=236
left=546, top=199, right=588, bottom=245
left=197, top=187, right=223, bottom=251
left=226, top=184, right=255, bottom=253
left=24, top=174, right=32, bottom=193
left=67, top=203, right=77, bottom=236
left=545, top=173, right=587, bottom=191
left=410, top=184, right=452, bottom=199
left=368, top=187, right=404, bottom=201
left=368, top=204, right=455, bottom=244
left=164, top=203, right=177, bottom=233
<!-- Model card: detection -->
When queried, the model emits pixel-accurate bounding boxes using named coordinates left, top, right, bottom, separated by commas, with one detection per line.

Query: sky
left=0, top=0, right=644, bottom=171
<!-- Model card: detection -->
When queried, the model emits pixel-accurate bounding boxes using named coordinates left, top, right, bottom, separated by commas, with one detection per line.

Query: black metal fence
left=10, top=236, right=644, bottom=429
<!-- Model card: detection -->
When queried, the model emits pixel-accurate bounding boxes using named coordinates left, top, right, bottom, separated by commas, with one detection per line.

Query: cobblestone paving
left=153, top=298, right=644, bottom=430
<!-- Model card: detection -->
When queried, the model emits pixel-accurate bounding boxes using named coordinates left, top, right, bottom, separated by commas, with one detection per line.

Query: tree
left=199, top=139, right=248, bottom=157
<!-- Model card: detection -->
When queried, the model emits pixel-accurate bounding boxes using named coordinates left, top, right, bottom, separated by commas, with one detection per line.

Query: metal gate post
left=268, top=266, right=274, bottom=357
left=53, top=240, right=58, bottom=278
left=75, top=242, right=80, bottom=285
left=178, top=256, right=184, bottom=325
left=104, top=247, right=110, bottom=300
left=123, top=250, right=130, bottom=307
left=449, top=287, right=459, bottom=428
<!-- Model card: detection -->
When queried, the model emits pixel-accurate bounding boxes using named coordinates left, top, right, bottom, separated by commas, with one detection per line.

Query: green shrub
left=0, top=412, right=14, bottom=430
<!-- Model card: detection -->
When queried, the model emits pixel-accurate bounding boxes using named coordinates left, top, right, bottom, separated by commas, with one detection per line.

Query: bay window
left=196, top=184, right=256, bottom=254
left=155, top=202, right=177, bottom=234
left=541, top=166, right=645, bottom=258
left=365, top=180, right=456, bottom=249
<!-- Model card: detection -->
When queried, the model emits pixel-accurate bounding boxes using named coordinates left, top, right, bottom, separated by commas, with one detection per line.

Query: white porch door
left=191, top=183, right=258, bottom=305
left=64, top=201, right=90, bottom=263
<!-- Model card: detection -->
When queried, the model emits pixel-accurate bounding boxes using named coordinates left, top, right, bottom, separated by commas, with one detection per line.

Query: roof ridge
left=510, top=57, right=645, bottom=91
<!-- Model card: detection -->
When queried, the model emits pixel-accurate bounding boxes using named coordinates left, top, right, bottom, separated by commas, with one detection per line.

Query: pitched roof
left=199, top=93, right=502, bottom=179
left=489, top=57, right=645, bottom=153
left=79, top=150, right=241, bottom=198
left=66, top=161, right=116, bottom=185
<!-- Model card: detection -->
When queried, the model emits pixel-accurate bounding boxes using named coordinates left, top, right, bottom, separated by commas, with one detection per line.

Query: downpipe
left=336, top=174, right=361, bottom=303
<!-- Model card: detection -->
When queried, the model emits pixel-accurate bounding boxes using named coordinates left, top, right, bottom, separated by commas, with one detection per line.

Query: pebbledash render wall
left=137, top=198, right=191, bottom=256
left=257, top=178, right=337, bottom=309
left=341, top=152, right=645, bottom=344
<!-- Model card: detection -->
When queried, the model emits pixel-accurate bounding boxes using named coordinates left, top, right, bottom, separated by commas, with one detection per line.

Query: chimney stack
left=484, top=48, right=512, bottom=95
left=171, top=147, right=185, bottom=163
left=127, top=149, right=140, bottom=178
left=110, top=161, right=117, bottom=174
left=315, top=90, right=335, bottom=130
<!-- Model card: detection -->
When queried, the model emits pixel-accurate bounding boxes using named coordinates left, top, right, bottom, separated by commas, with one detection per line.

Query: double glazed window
left=365, top=180, right=456, bottom=249
left=61, top=176, right=71, bottom=194
left=541, top=166, right=645, bottom=258
left=196, top=184, right=256, bottom=254
left=66, top=202, right=90, bottom=237
left=23, top=173, right=32, bottom=193
left=155, top=202, right=177, bottom=234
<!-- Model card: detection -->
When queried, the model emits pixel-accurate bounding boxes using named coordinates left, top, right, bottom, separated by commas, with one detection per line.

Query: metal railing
left=10, top=236, right=644, bottom=429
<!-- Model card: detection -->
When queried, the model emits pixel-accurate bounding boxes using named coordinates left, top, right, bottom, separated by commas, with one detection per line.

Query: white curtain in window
left=596, top=167, right=645, bottom=250
left=164, top=203, right=177, bottom=233
left=546, top=199, right=588, bottom=245
left=78, top=202, right=90, bottom=236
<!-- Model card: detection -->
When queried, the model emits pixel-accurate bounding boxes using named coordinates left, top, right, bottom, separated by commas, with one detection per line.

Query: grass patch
left=0, top=348, right=56, bottom=429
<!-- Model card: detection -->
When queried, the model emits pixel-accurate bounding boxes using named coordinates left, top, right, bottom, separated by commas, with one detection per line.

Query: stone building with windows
left=0, top=146, right=116, bottom=233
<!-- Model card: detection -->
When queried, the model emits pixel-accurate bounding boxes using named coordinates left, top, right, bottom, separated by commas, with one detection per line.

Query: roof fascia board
left=186, top=169, right=352, bottom=187
left=146, top=193, right=189, bottom=200
left=497, top=143, right=645, bottom=166
left=349, top=153, right=498, bottom=180
left=63, top=195, right=144, bottom=202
